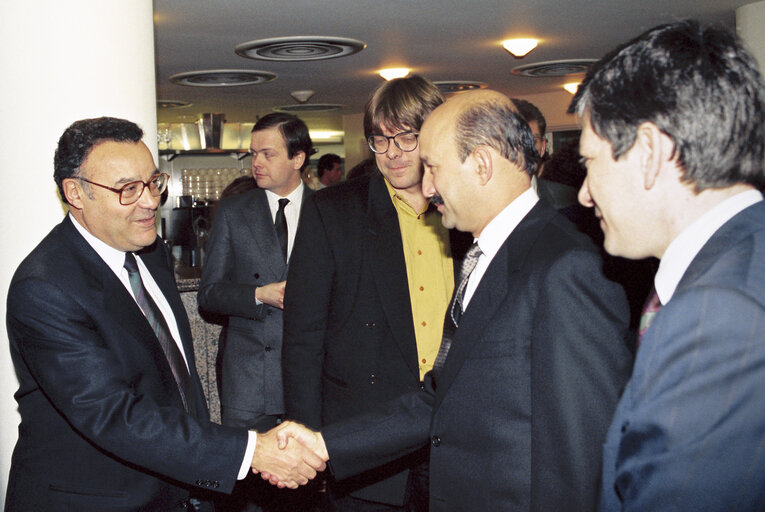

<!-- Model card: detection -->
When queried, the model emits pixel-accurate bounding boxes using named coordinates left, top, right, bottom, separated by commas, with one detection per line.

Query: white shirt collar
left=68, top=212, right=128, bottom=275
left=655, top=189, right=763, bottom=304
left=264, top=181, right=304, bottom=211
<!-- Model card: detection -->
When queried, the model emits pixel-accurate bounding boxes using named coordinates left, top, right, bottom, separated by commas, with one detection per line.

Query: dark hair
left=454, top=97, right=537, bottom=176
left=252, top=113, right=313, bottom=171
left=317, top=153, right=342, bottom=178
left=54, top=117, right=144, bottom=205
left=569, top=19, right=765, bottom=191
left=511, top=98, right=547, bottom=137
left=364, top=75, right=444, bottom=138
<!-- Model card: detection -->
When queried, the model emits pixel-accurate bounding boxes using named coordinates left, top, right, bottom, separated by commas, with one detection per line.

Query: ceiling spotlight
left=502, top=38, right=539, bottom=58
left=290, top=90, right=314, bottom=103
left=379, top=68, right=411, bottom=80
left=563, top=82, right=581, bottom=94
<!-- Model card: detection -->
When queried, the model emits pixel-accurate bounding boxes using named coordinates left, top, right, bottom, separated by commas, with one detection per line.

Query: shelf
left=159, top=149, right=250, bottom=161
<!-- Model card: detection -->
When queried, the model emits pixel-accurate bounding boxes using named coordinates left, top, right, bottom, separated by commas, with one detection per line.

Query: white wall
left=0, top=1, right=156, bottom=502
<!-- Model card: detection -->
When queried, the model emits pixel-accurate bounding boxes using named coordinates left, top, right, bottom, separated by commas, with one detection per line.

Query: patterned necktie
left=637, top=286, right=662, bottom=348
left=124, top=253, right=193, bottom=413
left=275, top=198, right=289, bottom=261
left=434, top=242, right=483, bottom=372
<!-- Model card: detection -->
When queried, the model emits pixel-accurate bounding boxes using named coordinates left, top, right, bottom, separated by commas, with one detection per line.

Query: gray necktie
left=124, top=253, right=193, bottom=414
left=434, top=242, right=483, bottom=372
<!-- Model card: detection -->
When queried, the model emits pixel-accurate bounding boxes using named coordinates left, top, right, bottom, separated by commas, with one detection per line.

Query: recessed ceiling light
left=272, top=104, right=344, bottom=113
left=157, top=100, right=191, bottom=109
left=310, top=130, right=344, bottom=143
left=235, top=36, right=366, bottom=61
left=169, top=69, right=277, bottom=87
left=433, top=80, right=487, bottom=94
left=502, top=38, right=539, bottom=58
left=511, top=59, right=597, bottom=77
left=379, top=68, right=411, bottom=80
left=563, top=82, right=581, bottom=95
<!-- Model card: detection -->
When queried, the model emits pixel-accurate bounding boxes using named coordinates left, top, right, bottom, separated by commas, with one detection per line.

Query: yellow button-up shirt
left=385, top=180, right=454, bottom=379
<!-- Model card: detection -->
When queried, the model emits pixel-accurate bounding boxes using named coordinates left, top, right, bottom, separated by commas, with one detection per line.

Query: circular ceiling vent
left=169, top=69, right=277, bottom=87
left=235, top=36, right=366, bottom=61
left=511, top=59, right=597, bottom=77
left=272, top=104, right=345, bottom=113
left=434, top=80, right=487, bottom=94
left=157, top=100, right=191, bottom=109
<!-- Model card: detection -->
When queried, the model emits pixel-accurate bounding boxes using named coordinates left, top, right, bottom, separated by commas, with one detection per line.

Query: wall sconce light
left=563, top=82, right=581, bottom=94
left=379, top=68, right=411, bottom=80
left=502, top=38, right=539, bottom=58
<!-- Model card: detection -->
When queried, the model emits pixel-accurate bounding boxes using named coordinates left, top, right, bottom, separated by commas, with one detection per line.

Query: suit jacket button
left=253, top=273, right=260, bottom=279
left=368, top=374, right=376, bottom=385
left=431, top=435, right=441, bottom=447
left=213, top=481, right=220, bottom=488
left=265, top=345, right=272, bottom=352
left=364, top=322, right=376, bottom=328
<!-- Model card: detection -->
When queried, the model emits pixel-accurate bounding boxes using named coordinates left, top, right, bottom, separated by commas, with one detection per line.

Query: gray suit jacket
left=198, top=186, right=310, bottom=425
left=599, top=200, right=765, bottom=511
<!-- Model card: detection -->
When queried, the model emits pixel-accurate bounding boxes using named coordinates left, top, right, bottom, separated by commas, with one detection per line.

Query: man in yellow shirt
left=283, top=75, right=470, bottom=511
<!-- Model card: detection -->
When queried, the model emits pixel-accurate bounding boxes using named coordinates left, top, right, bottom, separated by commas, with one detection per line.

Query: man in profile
left=570, top=20, right=765, bottom=510
left=316, top=153, right=343, bottom=188
left=283, top=75, right=469, bottom=511
left=4, top=117, right=323, bottom=511
left=277, top=89, right=632, bottom=511
left=199, top=112, right=314, bottom=511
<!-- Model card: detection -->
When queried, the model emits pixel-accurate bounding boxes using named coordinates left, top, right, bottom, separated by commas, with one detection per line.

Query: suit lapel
left=240, top=189, right=288, bottom=279
left=366, top=174, right=420, bottom=377
left=433, top=203, right=554, bottom=407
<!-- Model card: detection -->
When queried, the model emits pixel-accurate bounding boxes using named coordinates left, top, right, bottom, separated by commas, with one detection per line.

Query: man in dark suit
left=569, top=20, right=765, bottom=510
left=4, top=117, right=323, bottom=511
left=275, top=90, right=633, bottom=511
left=282, top=75, right=469, bottom=511
left=198, top=113, right=313, bottom=510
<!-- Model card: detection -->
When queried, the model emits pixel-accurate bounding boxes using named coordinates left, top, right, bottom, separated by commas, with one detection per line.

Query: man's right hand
left=251, top=425, right=326, bottom=489
left=255, top=281, right=286, bottom=309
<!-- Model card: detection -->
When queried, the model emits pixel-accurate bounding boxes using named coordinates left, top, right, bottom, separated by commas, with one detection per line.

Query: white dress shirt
left=654, top=189, right=763, bottom=305
left=463, top=188, right=539, bottom=309
left=264, top=181, right=305, bottom=262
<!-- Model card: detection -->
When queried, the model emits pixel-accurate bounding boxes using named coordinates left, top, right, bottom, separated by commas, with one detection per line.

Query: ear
left=292, top=151, right=306, bottom=171
left=471, top=146, right=493, bottom=186
left=635, top=122, right=674, bottom=190
left=62, top=178, right=85, bottom=209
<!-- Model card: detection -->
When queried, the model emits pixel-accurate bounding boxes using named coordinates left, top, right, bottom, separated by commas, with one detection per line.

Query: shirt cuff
left=238, top=430, right=258, bottom=480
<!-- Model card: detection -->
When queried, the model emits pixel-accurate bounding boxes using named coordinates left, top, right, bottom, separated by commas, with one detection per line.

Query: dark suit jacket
left=600, top=201, right=765, bottom=511
left=321, top=200, right=633, bottom=512
left=5, top=216, right=247, bottom=512
left=282, top=172, right=470, bottom=504
left=198, top=187, right=310, bottom=427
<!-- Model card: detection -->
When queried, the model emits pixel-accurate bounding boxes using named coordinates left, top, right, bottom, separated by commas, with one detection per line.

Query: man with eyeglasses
left=5, top=117, right=325, bottom=511
left=282, top=75, right=470, bottom=511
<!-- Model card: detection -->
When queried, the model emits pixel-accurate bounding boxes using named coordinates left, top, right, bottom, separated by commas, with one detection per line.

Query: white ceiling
left=153, top=0, right=749, bottom=131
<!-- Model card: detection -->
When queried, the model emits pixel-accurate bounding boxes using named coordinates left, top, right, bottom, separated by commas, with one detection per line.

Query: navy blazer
left=600, top=201, right=765, bottom=511
left=5, top=216, right=247, bottom=512
left=321, top=200, right=633, bottom=512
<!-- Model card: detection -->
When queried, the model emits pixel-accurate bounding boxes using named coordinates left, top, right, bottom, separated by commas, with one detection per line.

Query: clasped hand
left=250, top=421, right=328, bottom=489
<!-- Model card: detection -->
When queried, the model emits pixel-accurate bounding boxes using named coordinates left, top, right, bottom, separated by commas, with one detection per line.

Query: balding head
left=420, top=90, right=538, bottom=237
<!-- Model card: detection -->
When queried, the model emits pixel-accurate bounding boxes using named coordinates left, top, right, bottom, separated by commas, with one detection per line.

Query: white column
left=0, top=1, right=157, bottom=499
left=737, top=0, right=765, bottom=71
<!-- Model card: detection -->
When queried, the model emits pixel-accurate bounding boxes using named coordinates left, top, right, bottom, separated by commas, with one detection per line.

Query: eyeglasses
left=367, top=131, right=419, bottom=154
left=75, top=173, right=169, bottom=205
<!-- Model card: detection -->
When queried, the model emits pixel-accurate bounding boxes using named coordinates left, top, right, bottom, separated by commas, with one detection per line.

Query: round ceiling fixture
left=169, top=69, right=277, bottom=87
left=433, top=81, right=487, bottom=94
left=157, top=100, right=192, bottom=109
left=235, top=36, right=366, bottom=61
left=272, top=104, right=344, bottom=113
left=511, top=59, right=597, bottom=77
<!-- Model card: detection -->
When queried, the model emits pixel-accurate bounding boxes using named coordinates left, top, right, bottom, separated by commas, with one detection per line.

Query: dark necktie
left=275, top=198, right=289, bottom=261
left=434, top=242, right=483, bottom=372
left=124, top=253, right=193, bottom=413
left=637, top=286, right=662, bottom=348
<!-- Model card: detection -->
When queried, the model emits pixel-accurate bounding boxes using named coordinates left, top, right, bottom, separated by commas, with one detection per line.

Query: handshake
left=250, top=421, right=329, bottom=489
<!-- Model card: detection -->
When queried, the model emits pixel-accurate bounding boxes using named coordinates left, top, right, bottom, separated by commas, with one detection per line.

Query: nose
left=384, top=138, right=402, bottom=159
left=251, top=153, right=264, bottom=172
left=136, top=182, right=160, bottom=209
left=422, top=168, right=435, bottom=198
left=578, top=177, right=594, bottom=207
